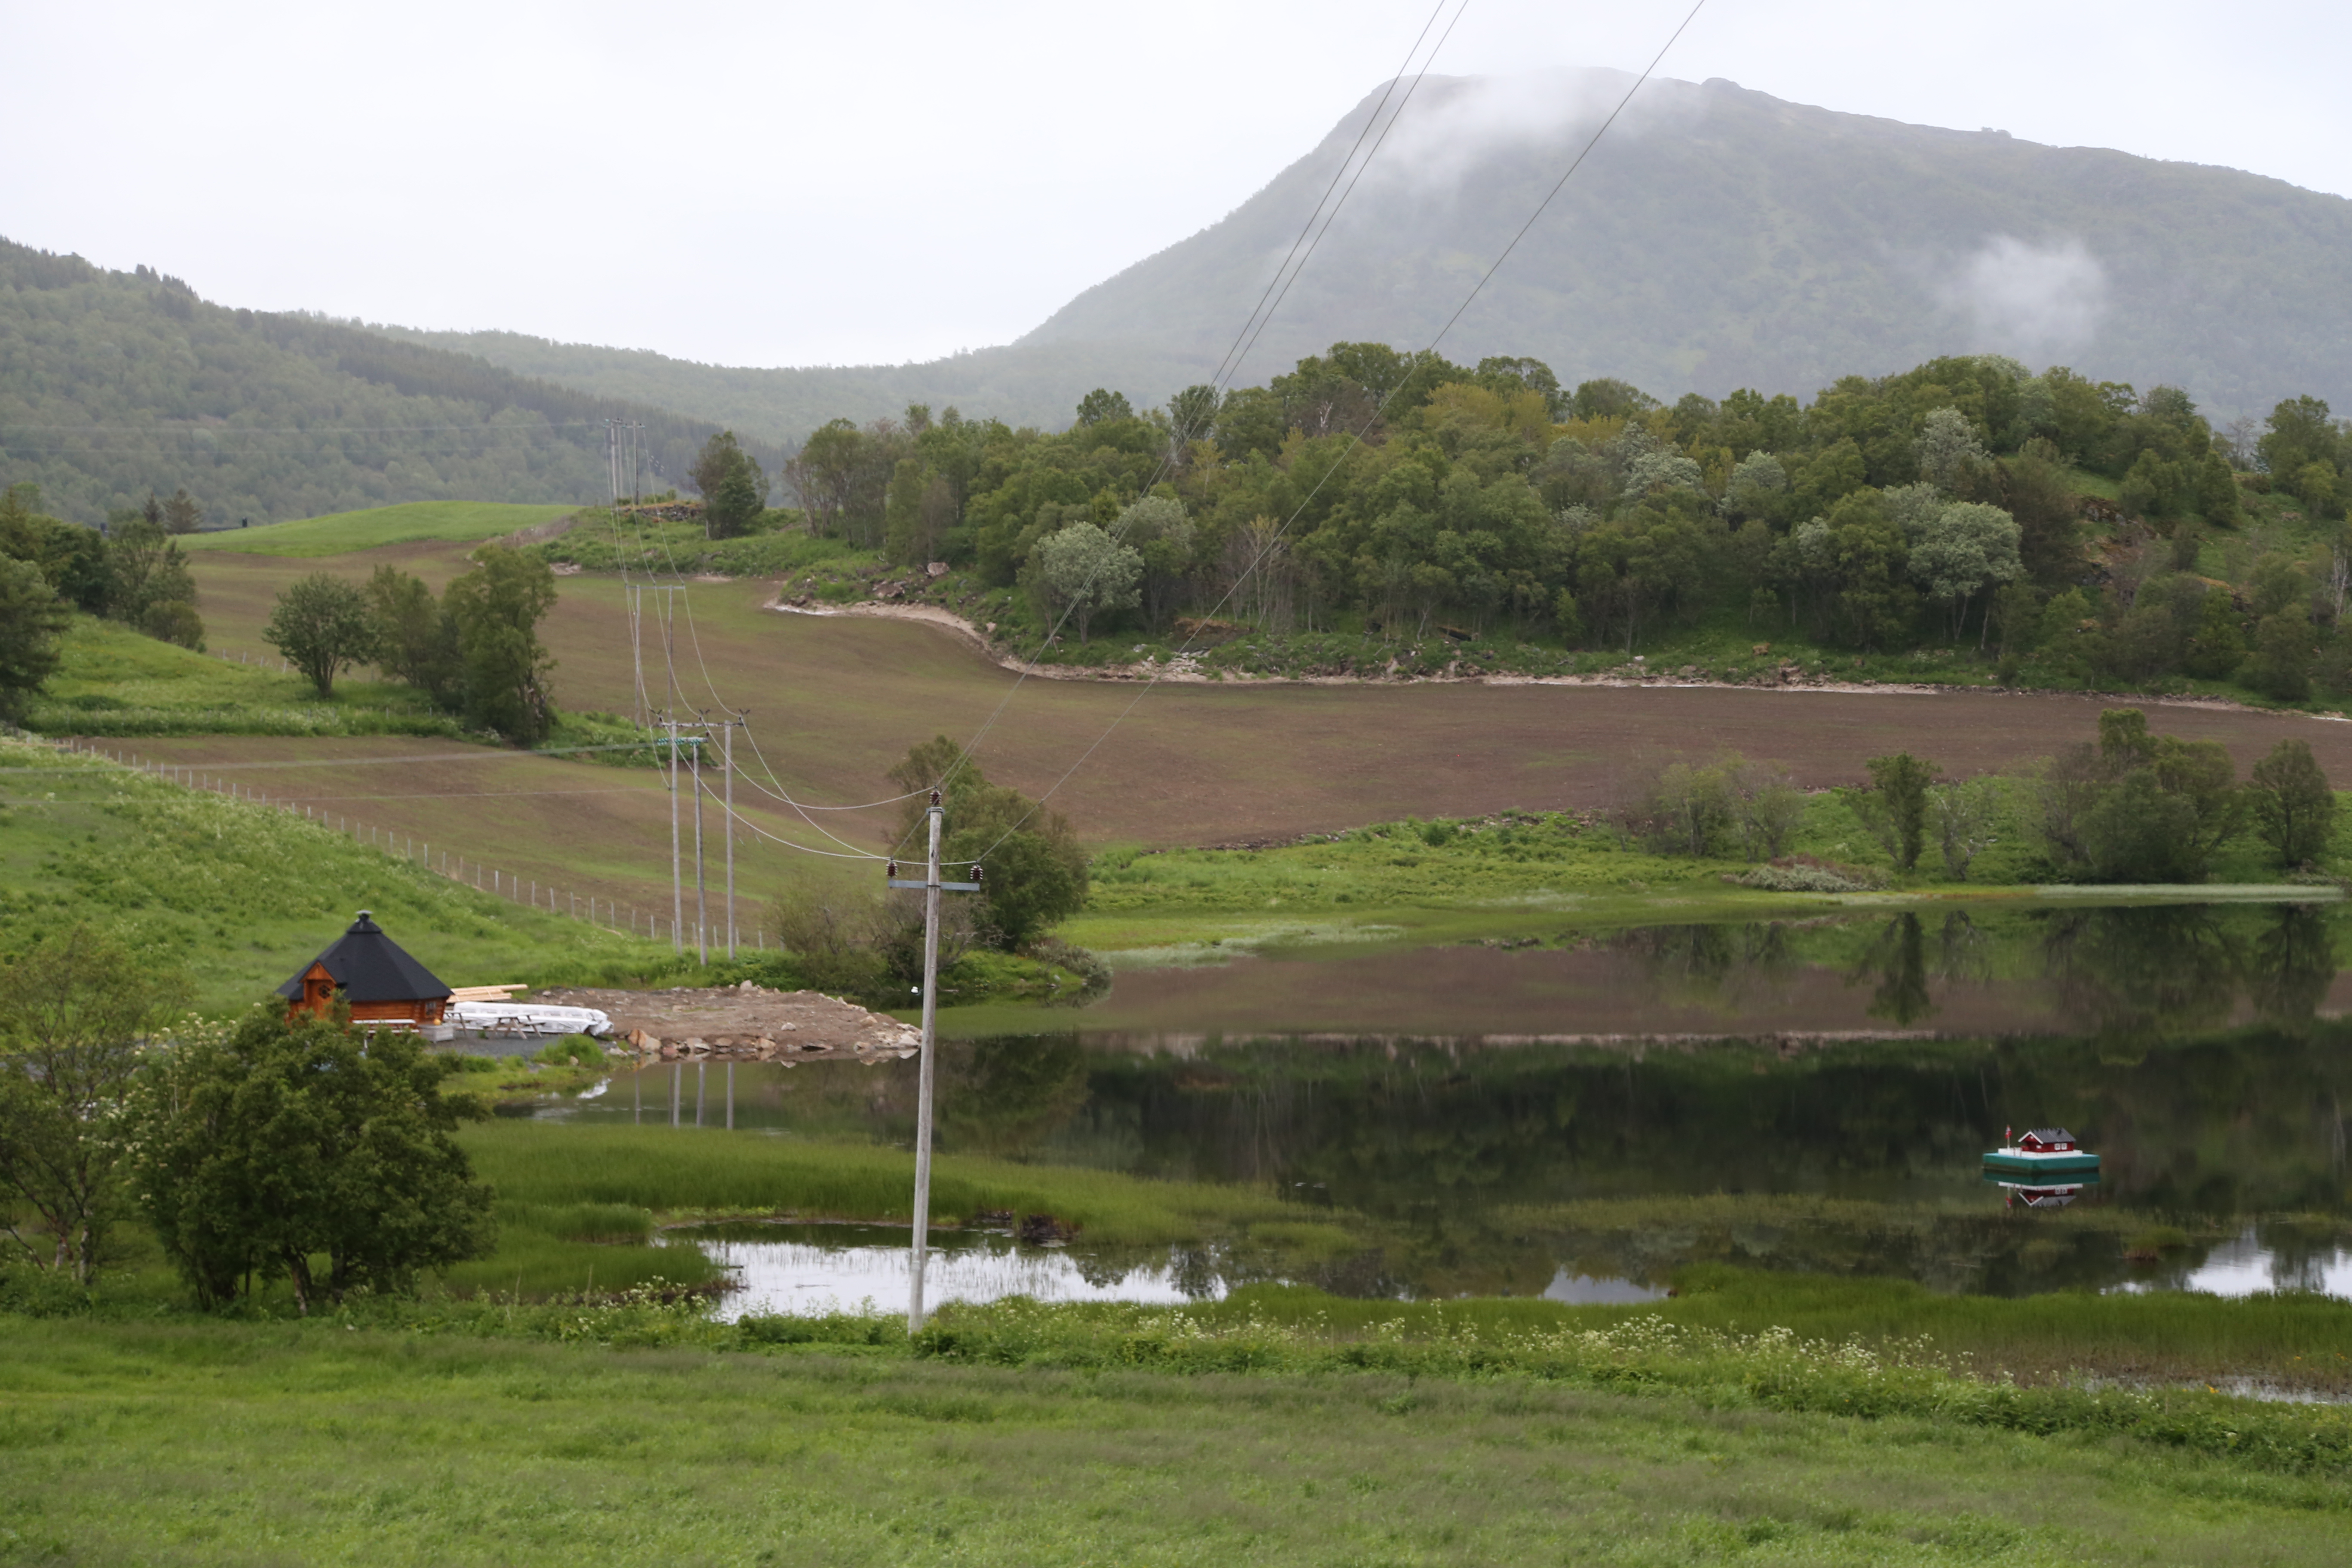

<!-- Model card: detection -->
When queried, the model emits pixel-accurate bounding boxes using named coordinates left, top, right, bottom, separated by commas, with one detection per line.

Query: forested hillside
left=1026, top=71, right=2352, bottom=420
left=0, top=239, right=781, bottom=526
left=740, top=344, right=2352, bottom=706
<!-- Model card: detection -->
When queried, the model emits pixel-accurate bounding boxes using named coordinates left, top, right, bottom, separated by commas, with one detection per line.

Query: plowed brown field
left=174, top=548, right=2352, bottom=895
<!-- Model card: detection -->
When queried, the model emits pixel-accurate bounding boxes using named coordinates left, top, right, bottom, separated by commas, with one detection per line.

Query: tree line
left=777, top=346, right=2352, bottom=700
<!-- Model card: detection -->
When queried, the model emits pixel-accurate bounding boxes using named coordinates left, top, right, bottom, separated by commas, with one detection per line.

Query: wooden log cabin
left=279, top=910, right=453, bottom=1027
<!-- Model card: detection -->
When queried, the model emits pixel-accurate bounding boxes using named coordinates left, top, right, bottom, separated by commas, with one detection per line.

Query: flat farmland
left=183, top=548, right=2352, bottom=856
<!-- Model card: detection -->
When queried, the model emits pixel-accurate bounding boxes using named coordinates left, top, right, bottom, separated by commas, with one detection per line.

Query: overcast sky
left=8, top=0, right=2346, bottom=370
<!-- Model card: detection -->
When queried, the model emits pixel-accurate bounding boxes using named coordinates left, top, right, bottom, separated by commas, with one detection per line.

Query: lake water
left=539, top=902, right=2352, bottom=1307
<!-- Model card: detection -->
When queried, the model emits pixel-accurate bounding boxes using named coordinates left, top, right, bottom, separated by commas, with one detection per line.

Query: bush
left=535, top=1035, right=606, bottom=1068
left=128, top=1008, right=496, bottom=1312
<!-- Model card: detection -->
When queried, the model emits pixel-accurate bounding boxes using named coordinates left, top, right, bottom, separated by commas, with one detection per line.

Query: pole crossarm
left=888, top=879, right=981, bottom=892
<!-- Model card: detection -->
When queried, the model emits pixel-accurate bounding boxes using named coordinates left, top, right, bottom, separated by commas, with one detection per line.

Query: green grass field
left=178, top=500, right=574, bottom=557
left=21, top=616, right=469, bottom=738
left=16, top=1312, right=2352, bottom=1567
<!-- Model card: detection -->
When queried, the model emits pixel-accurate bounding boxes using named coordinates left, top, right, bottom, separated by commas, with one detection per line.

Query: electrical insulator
left=886, top=861, right=897, bottom=879
left=971, top=864, right=983, bottom=885
left=930, top=789, right=941, bottom=807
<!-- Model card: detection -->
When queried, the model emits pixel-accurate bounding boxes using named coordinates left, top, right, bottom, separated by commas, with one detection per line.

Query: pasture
left=177, top=499, right=573, bottom=557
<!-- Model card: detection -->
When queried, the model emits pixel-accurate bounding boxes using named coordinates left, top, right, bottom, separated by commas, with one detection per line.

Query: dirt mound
left=530, top=983, right=922, bottom=1064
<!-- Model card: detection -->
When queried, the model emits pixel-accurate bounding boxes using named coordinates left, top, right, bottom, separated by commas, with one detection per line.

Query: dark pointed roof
left=276, top=911, right=452, bottom=1003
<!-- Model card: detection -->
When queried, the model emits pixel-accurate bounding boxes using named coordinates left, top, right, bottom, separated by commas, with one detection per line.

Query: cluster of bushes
left=2037, top=710, right=2334, bottom=881
left=1623, top=714, right=2338, bottom=885
left=771, top=345, right=2352, bottom=703
left=261, top=544, right=560, bottom=744
left=0, top=481, right=207, bottom=720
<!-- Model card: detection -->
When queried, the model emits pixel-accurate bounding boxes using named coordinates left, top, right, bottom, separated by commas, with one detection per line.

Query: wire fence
left=29, top=735, right=767, bottom=957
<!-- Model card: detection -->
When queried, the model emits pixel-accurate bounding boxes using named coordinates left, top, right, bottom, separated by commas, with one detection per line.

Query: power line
left=899, top=2, right=1472, bottom=844
left=956, top=0, right=1712, bottom=865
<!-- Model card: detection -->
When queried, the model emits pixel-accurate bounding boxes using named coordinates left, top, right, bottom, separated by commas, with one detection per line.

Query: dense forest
left=773, top=343, right=2352, bottom=701
left=0, top=238, right=779, bottom=526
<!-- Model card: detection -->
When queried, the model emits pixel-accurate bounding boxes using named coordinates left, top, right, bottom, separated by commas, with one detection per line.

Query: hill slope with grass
left=178, top=499, right=574, bottom=557
left=0, top=734, right=672, bottom=1009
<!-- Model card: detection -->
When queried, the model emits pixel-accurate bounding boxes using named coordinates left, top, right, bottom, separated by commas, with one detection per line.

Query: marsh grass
left=457, top=1120, right=1303, bottom=1246
left=1072, top=792, right=2352, bottom=958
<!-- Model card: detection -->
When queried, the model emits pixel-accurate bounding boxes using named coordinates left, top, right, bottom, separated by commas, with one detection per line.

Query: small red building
left=279, top=911, right=452, bottom=1027
left=2016, top=1128, right=2078, bottom=1153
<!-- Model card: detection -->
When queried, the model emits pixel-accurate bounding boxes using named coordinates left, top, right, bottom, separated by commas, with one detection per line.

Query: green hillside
left=0, top=734, right=667, bottom=1010
left=178, top=499, right=573, bottom=557
left=0, top=239, right=780, bottom=527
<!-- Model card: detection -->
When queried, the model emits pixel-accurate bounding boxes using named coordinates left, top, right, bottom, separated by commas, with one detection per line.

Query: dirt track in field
left=177, top=549, right=2352, bottom=860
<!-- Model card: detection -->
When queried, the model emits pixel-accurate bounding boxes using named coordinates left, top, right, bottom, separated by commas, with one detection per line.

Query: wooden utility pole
left=888, top=792, right=980, bottom=1333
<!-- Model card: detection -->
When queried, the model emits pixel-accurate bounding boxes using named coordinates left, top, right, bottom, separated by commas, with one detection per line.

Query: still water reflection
left=544, top=903, right=2352, bottom=1303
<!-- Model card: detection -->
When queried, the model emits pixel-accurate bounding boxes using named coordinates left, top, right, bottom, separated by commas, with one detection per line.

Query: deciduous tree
left=264, top=573, right=375, bottom=697
left=2248, top=738, right=2336, bottom=868
left=1858, top=752, right=1937, bottom=872
left=129, top=1008, right=494, bottom=1312
left=888, top=738, right=1090, bottom=951
left=365, top=565, right=464, bottom=709
left=690, top=430, right=768, bottom=539
left=0, top=928, right=187, bottom=1283
left=444, top=544, right=558, bottom=744
left=1032, top=522, right=1141, bottom=644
